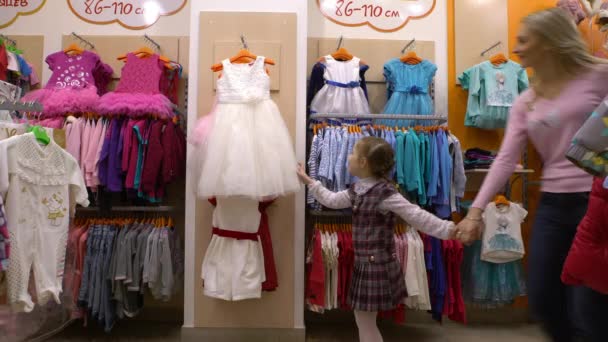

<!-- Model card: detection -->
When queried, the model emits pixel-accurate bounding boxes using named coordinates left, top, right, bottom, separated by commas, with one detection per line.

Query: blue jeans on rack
left=528, top=192, right=608, bottom=342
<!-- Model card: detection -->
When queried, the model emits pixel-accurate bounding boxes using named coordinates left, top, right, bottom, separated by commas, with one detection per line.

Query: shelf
left=465, top=169, right=534, bottom=174
left=76, top=206, right=177, bottom=212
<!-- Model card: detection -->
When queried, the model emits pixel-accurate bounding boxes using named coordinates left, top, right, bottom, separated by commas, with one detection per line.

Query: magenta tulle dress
left=96, top=53, right=174, bottom=119
left=20, top=51, right=112, bottom=117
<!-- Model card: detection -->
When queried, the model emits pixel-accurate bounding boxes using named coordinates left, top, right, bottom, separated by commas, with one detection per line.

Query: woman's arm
left=381, top=194, right=456, bottom=240
left=470, top=96, right=530, bottom=214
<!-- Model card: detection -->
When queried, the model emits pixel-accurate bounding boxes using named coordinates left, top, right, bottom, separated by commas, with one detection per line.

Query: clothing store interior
left=1, top=0, right=608, bottom=341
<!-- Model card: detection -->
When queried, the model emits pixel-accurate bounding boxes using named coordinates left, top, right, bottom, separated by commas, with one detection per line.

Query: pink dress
left=20, top=51, right=111, bottom=117
left=96, top=53, right=173, bottom=119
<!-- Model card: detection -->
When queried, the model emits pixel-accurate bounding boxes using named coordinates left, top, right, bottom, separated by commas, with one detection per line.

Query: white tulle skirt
left=191, top=99, right=300, bottom=199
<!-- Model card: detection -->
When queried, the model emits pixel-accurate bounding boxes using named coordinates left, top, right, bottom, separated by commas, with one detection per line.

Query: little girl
left=298, top=136, right=461, bottom=342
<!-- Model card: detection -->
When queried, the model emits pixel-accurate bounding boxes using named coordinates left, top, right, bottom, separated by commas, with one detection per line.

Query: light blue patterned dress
left=379, top=59, right=437, bottom=127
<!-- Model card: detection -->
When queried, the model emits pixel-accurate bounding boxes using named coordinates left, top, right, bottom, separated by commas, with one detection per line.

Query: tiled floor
left=46, top=321, right=547, bottom=341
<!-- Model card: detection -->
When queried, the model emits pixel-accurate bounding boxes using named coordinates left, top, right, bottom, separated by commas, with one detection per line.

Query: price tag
left=0, top=0, right=46, bottom=29
left=67, top=0, right=187, bottom=30
left=317, top=0, right=435, bottom=32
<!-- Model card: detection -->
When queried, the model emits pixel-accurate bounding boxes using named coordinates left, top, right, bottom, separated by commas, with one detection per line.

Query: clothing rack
left=76, top=206, right=176, bottom=213
left=0, top=99, right=43, bottom=112
left=309, top=113, right=447, bottom=123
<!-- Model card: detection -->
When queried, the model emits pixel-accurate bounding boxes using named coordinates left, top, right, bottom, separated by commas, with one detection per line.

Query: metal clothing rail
left=76, top=206, right=177, bottom=212
left=309, top=113, right=448, bottom=122
left=0, top=100, right=43, bottom=112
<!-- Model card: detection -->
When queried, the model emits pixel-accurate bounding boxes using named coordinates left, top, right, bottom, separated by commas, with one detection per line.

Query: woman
left=456, top=8, right=608, bottom=342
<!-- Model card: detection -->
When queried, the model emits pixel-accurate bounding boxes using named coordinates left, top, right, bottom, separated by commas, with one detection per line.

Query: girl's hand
left=297, top=163, right=314, bottom=185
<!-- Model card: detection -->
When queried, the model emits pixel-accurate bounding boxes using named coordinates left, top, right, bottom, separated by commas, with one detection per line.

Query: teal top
left=459, top=61, right=529, bottom=130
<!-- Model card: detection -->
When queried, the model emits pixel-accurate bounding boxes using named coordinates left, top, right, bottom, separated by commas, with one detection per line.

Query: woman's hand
left=455, top=207, right=484, bottom=245
left=297, top=163, right=314, bottom=185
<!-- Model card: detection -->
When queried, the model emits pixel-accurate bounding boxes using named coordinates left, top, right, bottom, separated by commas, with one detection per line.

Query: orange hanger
left=400, top=51, right=422, bottom=65
left=211, top=49, right=276, bottom=72
left=64, top=43, right=84, bottom=56
left=317, top=48, right=368, bottom=65
left=117, top=46, right=172, bottom=68
left=489, top=53, right=508, bottom=66
left=332, top=47, right=353, bottom=61
left=118, top=46, right=169, bottom=62
left=494, top=195, right=510, bottom=206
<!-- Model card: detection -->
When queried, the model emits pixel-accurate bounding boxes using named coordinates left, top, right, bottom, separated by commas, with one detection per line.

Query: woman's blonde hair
left=522, top=8, right=602, bottom=78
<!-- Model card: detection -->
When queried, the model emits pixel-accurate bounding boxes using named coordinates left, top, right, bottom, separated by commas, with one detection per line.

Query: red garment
left=448, top=241, right=466, bottom=324
left=562, top=177, right=608, bottom=294
left=378, top=304, right=406, bottom=324
left=212, top=227, right=258, bottom=240
left=337, top=231, right=346, bottom=308
left=259, top=201, right=278, bottom=291
left=72, top=225, right=90, bottom=320
left=140, top=120, right=165, bottom=196
left=161, top=122, right=184, bottom=184
left=0, top=44, right=7, bottom=81
left=305, top=230, right=326, bottom=309
left=442, top=240, right=453, bottom=317
left=121, top=119, right=137, bottom=173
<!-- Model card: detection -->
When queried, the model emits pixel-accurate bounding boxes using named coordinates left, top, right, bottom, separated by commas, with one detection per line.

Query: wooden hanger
left=211, top=49, right=275, bottom=72
left=64, top=43, right=84, bottom=56
left=489, top=53, right=508, bottom=66
left=400, top=51, right=422, bottom=65
left=494, top=195, right=510, bottom=206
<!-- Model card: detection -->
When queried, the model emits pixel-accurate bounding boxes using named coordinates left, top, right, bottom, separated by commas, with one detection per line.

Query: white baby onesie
left=0, top=133, right=89, bottom=312
left=481, top=202, right=527, bottom=264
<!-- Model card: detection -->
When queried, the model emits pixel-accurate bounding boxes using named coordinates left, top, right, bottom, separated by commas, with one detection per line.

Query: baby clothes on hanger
left=191, top=56, right=299, bottom=199
left=308, top=55, right=370, bottom=119
left=379, top=59, right=437, bottom=127
left=20, top=51, right=112, bottom=117
left=97, top=53, right=173, bottom=119
left=459, top=61, right=528, bottom=129
left=481, top=202, right=527, bottom=263
left=0, top=133, right=89, bottom=312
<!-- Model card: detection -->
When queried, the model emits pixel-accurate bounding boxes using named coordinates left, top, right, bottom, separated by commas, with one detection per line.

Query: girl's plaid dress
left=348, top=181, right=407, bottom=311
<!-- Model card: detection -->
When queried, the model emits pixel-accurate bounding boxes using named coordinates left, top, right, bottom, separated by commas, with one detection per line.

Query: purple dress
left=96, top=53, right=173, bottom=119
left=21, top=51, right=112, bottom=117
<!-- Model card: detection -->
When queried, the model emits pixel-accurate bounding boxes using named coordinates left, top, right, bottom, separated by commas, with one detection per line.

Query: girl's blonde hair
left=356, top=137, right=395, bottom=179
left=522, top=8, right=602, bottom=79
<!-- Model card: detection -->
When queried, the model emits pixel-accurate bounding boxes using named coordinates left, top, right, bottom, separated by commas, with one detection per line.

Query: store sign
left=0, top=0, right=46, bottom=29
left=67, top=0, right=187, bottom=30
left=317, top=0, right=436, bottom=32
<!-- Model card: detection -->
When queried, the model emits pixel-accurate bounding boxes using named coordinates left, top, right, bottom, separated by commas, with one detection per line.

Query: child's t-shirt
left=481, top=202, right=527, bottom=263
left=459, top=61, right=529, bottom=129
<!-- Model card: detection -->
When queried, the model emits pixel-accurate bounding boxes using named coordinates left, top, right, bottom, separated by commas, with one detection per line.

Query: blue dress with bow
left=379, top=59, right=437, bottom=127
